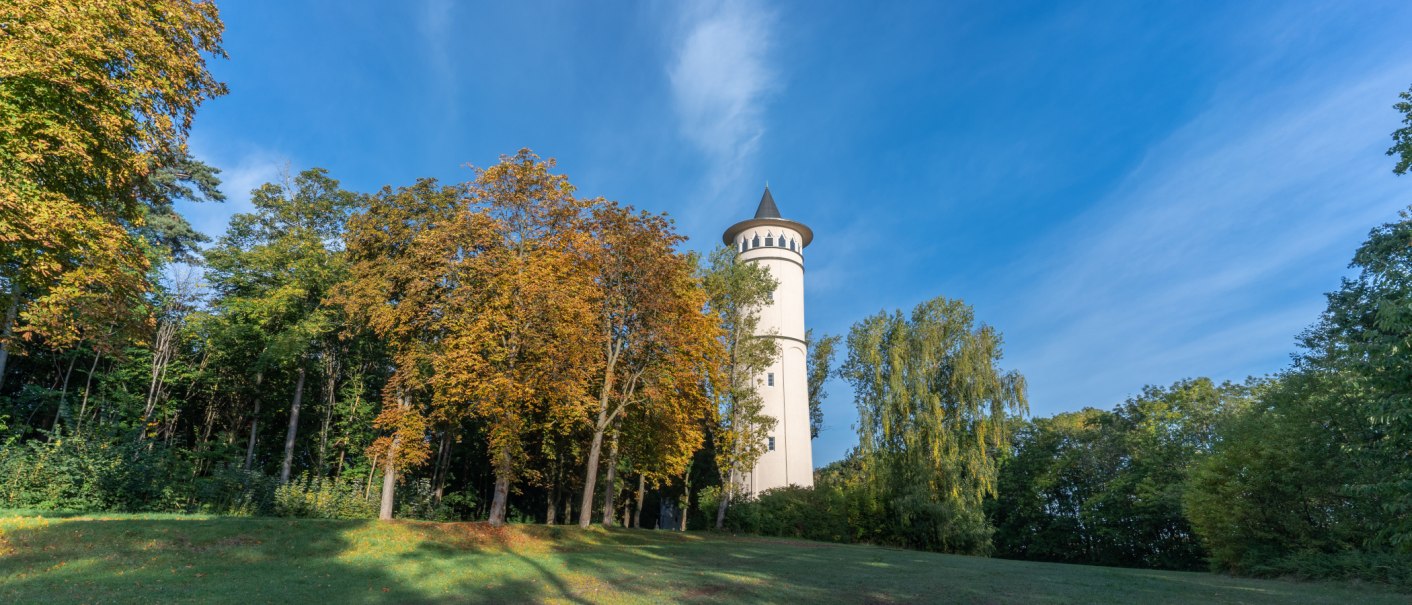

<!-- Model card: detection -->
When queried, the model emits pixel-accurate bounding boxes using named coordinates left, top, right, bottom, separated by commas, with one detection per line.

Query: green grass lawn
left=0, top=511, right=1403, bottom=604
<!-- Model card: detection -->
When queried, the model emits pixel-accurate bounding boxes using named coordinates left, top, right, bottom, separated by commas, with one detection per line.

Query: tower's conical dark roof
left=754, top=186, right=781, bottom=219
left=722, top=185, right=812, bottom=247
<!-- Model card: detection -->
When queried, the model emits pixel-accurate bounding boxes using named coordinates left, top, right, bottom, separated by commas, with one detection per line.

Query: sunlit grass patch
left=0, top=511, right=1407, bottom=604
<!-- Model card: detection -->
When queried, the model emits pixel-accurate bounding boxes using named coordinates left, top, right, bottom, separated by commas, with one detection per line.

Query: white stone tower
left=722, top=186, right=814, bottom=494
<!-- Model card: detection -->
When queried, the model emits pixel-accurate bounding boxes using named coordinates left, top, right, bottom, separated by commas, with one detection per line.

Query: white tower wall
left=724, top=193, right=815, bottom=495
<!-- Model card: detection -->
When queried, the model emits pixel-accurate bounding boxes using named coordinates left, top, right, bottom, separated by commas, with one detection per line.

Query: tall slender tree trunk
left=245, top=398, right=261, bottom=471
left=364, top=453, right=379, bottom=498
left=432, top=429, right=452, bottom=506
left=715, top=392, right=745, bottom=530
left=138, top=316, right=180, bottom=442
left=161, top=406, right=180, bottom=447
left=244, top=401, right=261, bottom=472
left=317, top=349, right=338, bottom=476
left=75, top=350, right=101, bottom=433
left=378, top=392, right=408, bottom=520
left=680, top=467, right=692, bottom=531
left=280, top=365, right=307, bottom=483
left=578, top=341, right=623, bottom=528
left=563, top=488, right=573, bottom=524
left=379, top=450, right=397, bottom=520
left=53, top=352, right=78, bottom=430
left=578, top=426, right=606, bottom=527
left=633, top=474, right=646, bottom=529
left=0, top=281, right=20, bottom=393
left=545, top=463, right=558, bottom=525
left=600, top=430, right=621, bottom=527
left=194, top=401, right=218, bottom=476
left=715, top=468, right=735, bottom=530
left=245, top=373, right=264, bottom=471
left=488, top=446, right=512, bottom=526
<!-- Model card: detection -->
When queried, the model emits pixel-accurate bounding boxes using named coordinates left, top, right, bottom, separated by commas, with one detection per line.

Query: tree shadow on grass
left=0, top=515, right=545, bottom=604
left=0, top=514, right=1406, bottom=604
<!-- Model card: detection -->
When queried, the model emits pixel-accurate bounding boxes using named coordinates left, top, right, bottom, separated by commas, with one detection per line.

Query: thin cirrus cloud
left=999, top=62, right=1412, bottom=416
left=416, top=0, right=456, bottom=111
left=177, top=138, right=289, bottom=240
left=668, top=0, right=777, bottom=210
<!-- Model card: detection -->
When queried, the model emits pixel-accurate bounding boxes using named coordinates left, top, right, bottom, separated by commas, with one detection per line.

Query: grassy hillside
left=0, top=512, right=1403, bottom=604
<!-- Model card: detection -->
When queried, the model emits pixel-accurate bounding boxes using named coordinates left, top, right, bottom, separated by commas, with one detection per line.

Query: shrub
left=192, top=464, right=278, bottom=516
left=0, top=431, right=195, bottom=512
left=273, top=473, right=377, bottom=519
left=726, top=485, right=852, bottom=543
left=0, top=430, right=280, bottom=516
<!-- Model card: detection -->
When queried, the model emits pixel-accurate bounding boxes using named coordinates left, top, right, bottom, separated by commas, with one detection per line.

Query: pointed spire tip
left=754, top=186, right=781, bottom=219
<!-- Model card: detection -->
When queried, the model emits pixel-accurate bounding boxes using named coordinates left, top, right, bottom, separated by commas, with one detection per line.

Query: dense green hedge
left=0, top=430, right=471, bottom=521
left=719, top=474, right=992, bottom=555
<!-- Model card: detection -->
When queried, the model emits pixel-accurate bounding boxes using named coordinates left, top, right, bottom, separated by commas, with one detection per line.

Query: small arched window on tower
left=767, top=436, right=776, bottom=451
left=788, top=238, right=796, bottom=251
left=765, top=234, right=774, bottom=247
left=752, top=234, right=761, bottom=248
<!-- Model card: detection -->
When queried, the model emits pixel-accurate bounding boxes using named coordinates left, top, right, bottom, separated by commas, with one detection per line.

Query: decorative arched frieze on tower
left=722, top=186, right=815, bottom=495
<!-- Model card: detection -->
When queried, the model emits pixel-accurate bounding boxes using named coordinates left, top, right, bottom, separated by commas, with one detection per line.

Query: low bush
left=0, top=431, right=199, bottom=512
left=1250, top=551, right=1412, bottom=589
left=724, top=481, right=992, bottom=555
left=273, top=473, right=377, bottom=519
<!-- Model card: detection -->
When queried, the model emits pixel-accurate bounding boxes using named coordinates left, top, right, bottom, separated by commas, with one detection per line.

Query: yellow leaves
left=366, top=394, right=432, bottom=472
left=2, top=0, right=226, bottom=215
left=0, top=0, right=225, bottom=355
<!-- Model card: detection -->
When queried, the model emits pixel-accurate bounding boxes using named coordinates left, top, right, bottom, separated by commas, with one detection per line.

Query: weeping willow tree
left=840, top=296, right=1027, bottom=554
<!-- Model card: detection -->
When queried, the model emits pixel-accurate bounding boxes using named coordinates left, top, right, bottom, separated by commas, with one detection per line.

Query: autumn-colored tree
left=0, top=0, right=226, bottom=387
left=338, top=178, right=469, bottom=519
left=700, top=246, right=779, bottom=529
left=616, top=350, right=720, bottom=527
left=438, top=151, right=601, bottom=526
left=575, top=204, right=723, bottom=527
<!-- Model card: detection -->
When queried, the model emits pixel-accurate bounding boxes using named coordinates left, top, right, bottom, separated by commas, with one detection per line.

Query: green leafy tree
left=0, top=0, right=226, bottom=389
left=1187, top=207, right=1412, bottom=575
left=1180, top=82, right=1412, bottom=585
left=840, top=296, right=1026, bottom=554
left=700, top=246, right=778, bottom=529
left=805, top=329, right=839, bottom=439
left=1389, top=85, right=1412, bottom=176
left=135, top=150, right=227, bottom=263
left=1184, top=371, right=1383, bottom=575
left=204, top=168, right=359, bottom=483
left=993, top=378, right=1253, bottom=569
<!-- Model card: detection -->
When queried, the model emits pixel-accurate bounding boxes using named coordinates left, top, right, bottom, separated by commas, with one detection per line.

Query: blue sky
left=180, top=1, right=1412, bottom=466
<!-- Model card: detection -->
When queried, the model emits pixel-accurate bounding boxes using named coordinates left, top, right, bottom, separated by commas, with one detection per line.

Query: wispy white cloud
left=1002, top=63, right=1412, bottom=414
left=417, top=0, right=456, bottom=110
left=179, top=139, right=288, bottom=239
left=668, top=0, right=777, bottom=206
